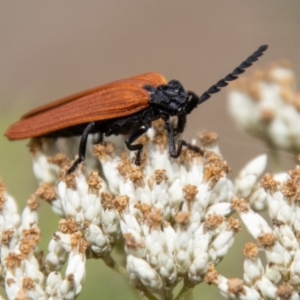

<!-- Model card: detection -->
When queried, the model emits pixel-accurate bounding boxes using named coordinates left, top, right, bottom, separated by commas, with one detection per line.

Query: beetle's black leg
left=173, top=114, right=187, bottom=136
left=164, top=118, right=203, bottom=158
left=125, top=125, right=150, bottom=165
left=185, top=91, right=200, bottom=115
left=67, top=122, right=95, bottom=174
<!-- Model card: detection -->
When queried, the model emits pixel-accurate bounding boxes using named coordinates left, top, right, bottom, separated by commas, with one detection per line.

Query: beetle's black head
left=146, top=80, right=188, bottom=115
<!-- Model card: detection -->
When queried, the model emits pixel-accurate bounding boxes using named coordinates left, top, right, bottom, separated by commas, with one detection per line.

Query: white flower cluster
left=0, top=120, right=241, bottom=299
left=227, top=63, right=300, bottom=155
left=206, top=161, right=300, bottom=300
left=0, top=181, right=88, bottom=299
left=102, top=143, right=236, bottom=299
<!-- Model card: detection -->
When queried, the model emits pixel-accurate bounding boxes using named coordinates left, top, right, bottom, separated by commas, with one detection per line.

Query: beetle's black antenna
left=198, top=45, right=268, bottom=105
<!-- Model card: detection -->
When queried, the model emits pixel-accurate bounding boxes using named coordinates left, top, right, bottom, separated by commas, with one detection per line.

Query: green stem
left=174, top=285, right=192, bottom=300
left=265, top=138, right=282, bottom=173
left=269, top=147, right=281, bottom=173
left=102, top=254, right=128, bottom=278
left=142, top=289, right=160, bottom=300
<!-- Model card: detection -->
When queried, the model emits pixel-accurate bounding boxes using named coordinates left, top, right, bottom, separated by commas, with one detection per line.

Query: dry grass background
left=1, top=2, right=300, bottom=299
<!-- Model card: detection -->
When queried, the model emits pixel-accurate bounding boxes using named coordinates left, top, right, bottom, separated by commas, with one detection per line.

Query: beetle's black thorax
left=145, top=80, right=189, bottom=116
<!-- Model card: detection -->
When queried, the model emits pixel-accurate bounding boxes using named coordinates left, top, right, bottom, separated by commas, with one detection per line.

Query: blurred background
left=1, top=1, right=300, bottom=299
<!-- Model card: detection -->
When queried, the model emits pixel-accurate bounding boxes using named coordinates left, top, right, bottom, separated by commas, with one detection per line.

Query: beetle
left=5, top=45, right=268, bottom=174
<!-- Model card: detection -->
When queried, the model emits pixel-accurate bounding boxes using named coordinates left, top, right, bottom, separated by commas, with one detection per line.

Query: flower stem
left=269, top=147, right=281, bottom=173
left=175, top=284, right=192, bottom=300
left=102, top=254, right=128, bottom=278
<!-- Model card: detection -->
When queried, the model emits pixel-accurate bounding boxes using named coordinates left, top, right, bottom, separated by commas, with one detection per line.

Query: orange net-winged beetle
left=5, top=45, right=268, bottom=174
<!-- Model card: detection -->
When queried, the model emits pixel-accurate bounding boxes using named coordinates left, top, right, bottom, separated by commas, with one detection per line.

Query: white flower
left=234, top=154, right=268, bottom=211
